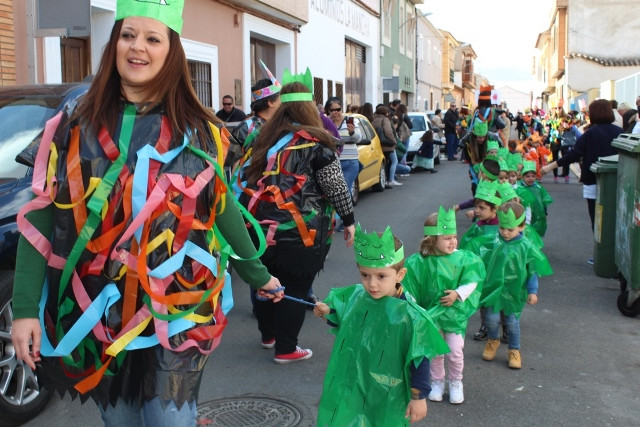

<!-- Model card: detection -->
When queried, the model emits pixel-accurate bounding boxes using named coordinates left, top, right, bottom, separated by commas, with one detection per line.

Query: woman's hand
left=256, top=276, right=284, bottom=302
left=346, top=122, right=356, bottom=134
left=343, top=224, right=356, bottom=248
left=12, top=318, right=42, bottom=371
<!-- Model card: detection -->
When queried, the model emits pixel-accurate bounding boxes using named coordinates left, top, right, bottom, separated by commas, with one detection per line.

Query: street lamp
left=399, top=11, right=432, bottom=29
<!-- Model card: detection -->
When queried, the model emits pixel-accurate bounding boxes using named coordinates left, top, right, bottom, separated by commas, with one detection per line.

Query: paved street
left=24, top=157, right=640, bottom=426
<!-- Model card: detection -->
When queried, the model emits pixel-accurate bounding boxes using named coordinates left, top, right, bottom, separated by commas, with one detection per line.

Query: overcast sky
left=420, top=0, right=554, bottom=93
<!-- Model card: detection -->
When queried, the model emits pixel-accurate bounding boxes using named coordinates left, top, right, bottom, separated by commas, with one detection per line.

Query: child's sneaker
left=482, top=339, right=500, bottom=361
left=473, top=325, right=488, bottom=341
left=508, top=349, right=522, bottom=369
left=565, top=175, right=570, bottom=183
left=554, top=176, right=559, bottom=183
left=428, top=379, right=445, bottom=402
left=449, top=380, right=464, bottom=404
left=274, top=346, right=313, bottom=364
left=261, top=338, right=275, bottom=349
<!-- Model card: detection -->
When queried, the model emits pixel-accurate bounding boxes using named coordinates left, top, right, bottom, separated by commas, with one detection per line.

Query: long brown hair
left=245, top=82, right=336, bottom=185
left=419, top=212, right=439, bottom=256
left=74, top=20, right=220, bottom=148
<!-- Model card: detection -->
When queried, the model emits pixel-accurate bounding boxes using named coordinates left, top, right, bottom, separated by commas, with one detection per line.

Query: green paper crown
left=487, top=140, right=500, bottom=151
left=116, top=0, right=184, bottom=35
left=475, top=180, right=502, bottom=205
left=497, top=182, right=517, bottom=202
left=498, top=207, right=526, bottom=228
left=506, top=153, right=522, bottom=171
left=280, top=67, right=314, bottom=103
left=424, top=206, right=457, bottom=236
left=498, top=158, right=509, bottom=172
left=497, top=147, right=509, bottom=159
left=354, top=224, right=404, bottom=268
left=479, top=155, right=500, bottom=181
left=521, top=160, right=537, bottom=175
left=472, top=120, right=488, bottom=136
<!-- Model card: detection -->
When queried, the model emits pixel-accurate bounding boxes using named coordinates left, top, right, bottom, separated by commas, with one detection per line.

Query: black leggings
left=587, top=198, right=595, bottom=231
left=551, top=145, right=569, bottom=177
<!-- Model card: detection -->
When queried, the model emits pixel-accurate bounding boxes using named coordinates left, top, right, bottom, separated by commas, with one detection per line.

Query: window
left=314, top=77, right=324, bottom=106
left=188, top=60, right=212, bottom=108
left=382, top=0, right=392, bottom=46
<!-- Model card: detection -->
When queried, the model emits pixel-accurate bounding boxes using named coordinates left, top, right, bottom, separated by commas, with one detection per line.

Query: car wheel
left=0, top=271, right=52, bottom=427
left=351, top=180, right=359, bottom=206
left=372, top=160, right=386, bottom=192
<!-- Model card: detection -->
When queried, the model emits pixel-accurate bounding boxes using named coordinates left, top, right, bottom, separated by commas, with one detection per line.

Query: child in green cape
left=403, top=207, right=486, bottom=405
left=314, top=225, right=448, bottom=426
left=479, top=202, right=553, bottom=369
left=516, top=160, right=554, bottom=237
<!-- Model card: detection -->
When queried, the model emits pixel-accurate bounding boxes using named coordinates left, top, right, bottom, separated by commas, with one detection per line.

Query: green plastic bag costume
left=317, top=284, right=449, bottom=427
left=516, top=182, right=553, bottom=237
left=459, top=223, right=499, bottom=250
left=403, top=250, right=486, bottom=334
left=474, top=235, right=553, bottom=317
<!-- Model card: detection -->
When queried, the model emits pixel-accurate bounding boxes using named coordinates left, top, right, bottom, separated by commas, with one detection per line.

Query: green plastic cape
left=317, top=285, right=449, bottom=427
left=516, top=182, right=553, bottom=237
left=470, top=235, right=553, bottom=317
left=459, top=223, right=499, bottom=250
left=403, top=250, right=486, bottom=334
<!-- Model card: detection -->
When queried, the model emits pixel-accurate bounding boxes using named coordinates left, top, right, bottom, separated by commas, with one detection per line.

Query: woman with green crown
left=11, top=1, right=284, bottom=424
left=239, top=69, right=356, bottom=364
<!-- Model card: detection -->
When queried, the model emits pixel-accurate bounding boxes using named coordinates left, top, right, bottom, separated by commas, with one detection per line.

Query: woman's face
left=116, top=17, right=170, bottom=102
left=328, top=102, right=342, bottom=121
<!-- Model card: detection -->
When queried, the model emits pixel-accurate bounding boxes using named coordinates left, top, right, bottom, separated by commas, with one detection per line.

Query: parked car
left=343, top=113, right=386, bottom=205
left=0, top=82, right=89, bottom=426
left=405, top=111, right=442, bottom=166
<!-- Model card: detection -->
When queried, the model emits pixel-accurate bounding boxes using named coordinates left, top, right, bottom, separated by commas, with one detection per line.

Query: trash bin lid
left=612, top=134, right=640, bottom=152
left=590, top=157, right=619, bottom=173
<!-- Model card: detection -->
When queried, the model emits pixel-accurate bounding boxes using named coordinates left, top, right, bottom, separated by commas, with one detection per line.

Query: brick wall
left=0, top=0, right=15, bottom=86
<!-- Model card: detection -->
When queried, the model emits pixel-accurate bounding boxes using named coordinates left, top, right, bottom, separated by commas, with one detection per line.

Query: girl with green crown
left=314, top=225, right=448, bottom=426
left=403, top=207, right=486, bottom=404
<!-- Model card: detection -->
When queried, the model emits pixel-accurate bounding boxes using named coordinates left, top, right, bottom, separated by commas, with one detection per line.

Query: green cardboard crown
left=497, top=182, right=517, bottom=203
left=475, top=180, right=502, bottom=205
left=498, top=207, right=526, bottom=228
left=116, top=0, right=184, bottom=35
left=280, top=68, right=314, bottom=103
left=487, top=140, right=500, bottom=151
left=478, top=155, right=500, bottom=181
left=506, top=153, right=522, bottom=171
left=521, top=160, right=537, bottom=175
left=424, top=206, right=457, bottom=236
left=354, top=224, right=404, bottom=268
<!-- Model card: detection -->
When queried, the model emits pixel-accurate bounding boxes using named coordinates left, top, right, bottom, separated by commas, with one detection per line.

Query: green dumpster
left=611, top=134, right=640, bottom=317
left=590, top=155, right=619, bottom=278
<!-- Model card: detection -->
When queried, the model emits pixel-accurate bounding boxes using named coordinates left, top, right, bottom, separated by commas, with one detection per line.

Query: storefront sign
left=310, top=0, right=371, bottom=38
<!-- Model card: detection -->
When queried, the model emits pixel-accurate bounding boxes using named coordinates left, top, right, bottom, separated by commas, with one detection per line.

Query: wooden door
left=61, top=37, right=90, bottom=82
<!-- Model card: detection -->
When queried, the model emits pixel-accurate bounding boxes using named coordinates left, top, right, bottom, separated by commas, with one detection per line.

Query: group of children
left=311, top=146, right=554, bottom=425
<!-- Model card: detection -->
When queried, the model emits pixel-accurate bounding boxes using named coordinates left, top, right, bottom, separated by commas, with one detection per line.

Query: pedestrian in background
left=11, top=1, right=284, bottom=424
left=372, top=104, right=401, bottom=187
left=443, top=102, right=460, bottom=160
left=541, top=99, right=622, bottom=235
left=216, top=94, right=247, bottom=123
left=325, top=97, right=362, bottom=198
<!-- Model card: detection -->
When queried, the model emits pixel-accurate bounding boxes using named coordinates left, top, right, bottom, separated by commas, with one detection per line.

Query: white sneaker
left=428, top=379, right=445, bottom=402
left=389, top=180, right=403, bottom=186
left=449, top=380, right=464, bottom=404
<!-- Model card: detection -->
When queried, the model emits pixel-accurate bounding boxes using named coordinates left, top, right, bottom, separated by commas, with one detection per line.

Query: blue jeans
left=99, top=397, right=197, bottom=427
left=445, top=132, right=458, bottom=159
left=486, top=308, right=520, bottom=350
left=384, top=151, right=399, bottom=182
left=340, top=158, right=360, bottom=193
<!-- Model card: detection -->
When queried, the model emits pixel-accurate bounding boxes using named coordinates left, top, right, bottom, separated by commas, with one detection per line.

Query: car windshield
left=410, top=116, right=426, bottom=132
left=0, top=102, right=54, bottom=178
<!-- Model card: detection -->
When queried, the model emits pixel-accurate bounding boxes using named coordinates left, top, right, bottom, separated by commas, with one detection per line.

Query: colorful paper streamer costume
left=17, top=98, right=267, bottom=407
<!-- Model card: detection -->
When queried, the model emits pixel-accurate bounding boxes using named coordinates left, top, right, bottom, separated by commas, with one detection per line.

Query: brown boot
left=508, top=349, right=522, bottom=369
left=482, top=339, right=500, bottom=361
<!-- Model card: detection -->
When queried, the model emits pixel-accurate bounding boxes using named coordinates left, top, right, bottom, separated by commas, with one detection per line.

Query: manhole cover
left=197, top=395, right=303, bottom=426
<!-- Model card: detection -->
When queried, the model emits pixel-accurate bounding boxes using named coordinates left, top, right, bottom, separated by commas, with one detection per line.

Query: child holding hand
left=314, top=225, right=448, bottom=426
left=403, top=207, right=485, bottom=404
left=479, top=201, right=553, bottom=368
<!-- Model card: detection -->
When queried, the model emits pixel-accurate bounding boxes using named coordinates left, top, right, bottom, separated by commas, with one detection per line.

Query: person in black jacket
left=443, top=103, right=460, bottom=160
left=540, top=99, right=623, bottom=231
